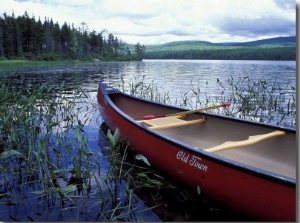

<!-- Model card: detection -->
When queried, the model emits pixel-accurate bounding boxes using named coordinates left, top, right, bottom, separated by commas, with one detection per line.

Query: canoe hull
left=97, top=83, right=296, bottom=221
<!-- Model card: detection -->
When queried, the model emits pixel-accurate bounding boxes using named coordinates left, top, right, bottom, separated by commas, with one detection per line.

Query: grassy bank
left=0, top=60, right=85, bottom=73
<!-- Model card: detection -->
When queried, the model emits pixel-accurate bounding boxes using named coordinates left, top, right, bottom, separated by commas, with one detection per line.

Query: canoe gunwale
left=99, top=83, right=296, bottom=186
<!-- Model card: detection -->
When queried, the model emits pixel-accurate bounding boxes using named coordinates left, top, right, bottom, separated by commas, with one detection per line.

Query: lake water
left=105, top=59, right=295, bottom=107
left=4, top=59, right=295, bottom=103
left=0, top=59, right=296, bottom=221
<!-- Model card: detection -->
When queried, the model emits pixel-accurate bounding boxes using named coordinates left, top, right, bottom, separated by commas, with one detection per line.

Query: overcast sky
left=1, top=0, right=296, bottom=45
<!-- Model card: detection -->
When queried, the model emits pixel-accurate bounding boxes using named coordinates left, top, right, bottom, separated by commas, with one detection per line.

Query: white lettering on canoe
left=176, top=151, right=208, bottom=172
left=176, top=150, right=189, bottom=163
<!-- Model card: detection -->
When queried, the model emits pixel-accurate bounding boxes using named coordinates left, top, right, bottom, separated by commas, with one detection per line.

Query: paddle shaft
left=205, top=130, right=285, bottom=153
left=170, top=102, right=231, bottom=117
left=143, top=102, right=231, bottom=120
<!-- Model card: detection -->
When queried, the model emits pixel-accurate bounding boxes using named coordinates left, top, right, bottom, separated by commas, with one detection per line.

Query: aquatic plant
left=226, top=76, right=296, bottom=127
left=120, top=76, right=296, bottom=128
left=120, top=75, right=172, bottom=104
left=0, top=80, right=153, bottom=221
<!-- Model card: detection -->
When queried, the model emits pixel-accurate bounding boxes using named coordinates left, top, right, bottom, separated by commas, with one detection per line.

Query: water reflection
left=3, top=60, right=295, bottom=101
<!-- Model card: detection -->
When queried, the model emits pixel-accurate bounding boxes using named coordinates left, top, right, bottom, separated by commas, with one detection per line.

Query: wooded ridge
left=140, top=37, right=295, bottom=60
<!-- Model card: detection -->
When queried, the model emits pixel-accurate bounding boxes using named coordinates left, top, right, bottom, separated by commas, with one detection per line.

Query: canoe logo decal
left=176, top=151, right=208, bottom=172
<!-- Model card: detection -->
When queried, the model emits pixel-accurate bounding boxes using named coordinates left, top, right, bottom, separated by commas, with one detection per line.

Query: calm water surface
left=4, top=59, right=295, bottom=102
left=0, top=60, right=296, bottom=221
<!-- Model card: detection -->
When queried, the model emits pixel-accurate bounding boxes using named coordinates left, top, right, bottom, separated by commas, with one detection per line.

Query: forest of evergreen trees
left=0, top=12, right=145, bottom=61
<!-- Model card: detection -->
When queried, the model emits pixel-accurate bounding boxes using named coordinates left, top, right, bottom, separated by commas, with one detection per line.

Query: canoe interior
left=109, top=93, right=296, bottom=179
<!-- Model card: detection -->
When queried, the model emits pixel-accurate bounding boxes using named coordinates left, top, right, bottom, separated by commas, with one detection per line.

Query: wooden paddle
left=143, top=102, right=231, bottom=120
left=205, top=130, right=286, bottom=153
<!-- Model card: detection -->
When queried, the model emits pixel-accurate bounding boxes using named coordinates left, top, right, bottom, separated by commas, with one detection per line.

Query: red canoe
left=97, top=83, right=296, bottom=221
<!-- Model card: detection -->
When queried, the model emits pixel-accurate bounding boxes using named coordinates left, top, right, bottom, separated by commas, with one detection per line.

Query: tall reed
left=0, top=80, right=95, bottom=204
left=1, top=80, right=151, bottom=221
left=119, top=76, right=296, bottom=128
left=226, top=76, right=296, bottom=127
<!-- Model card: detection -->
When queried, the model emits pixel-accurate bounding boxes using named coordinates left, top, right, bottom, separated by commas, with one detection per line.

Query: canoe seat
left=139, top=116, right=206, bottom=130
left=205, top=130, right=286, bottom=153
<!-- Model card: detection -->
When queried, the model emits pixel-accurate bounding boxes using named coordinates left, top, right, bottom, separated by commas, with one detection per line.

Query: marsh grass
left=0, top=80, right=96, bottom=219
left=226, top=76, right=296, bottom=127
left=120, top=76, right=172, bottom=105
left=0, top=80, right=154, bottom=221
left=120, top=75, right=296, bottom=128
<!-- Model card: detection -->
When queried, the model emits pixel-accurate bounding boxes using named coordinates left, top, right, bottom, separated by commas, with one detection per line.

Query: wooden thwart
left=139, top=116, right=206, bottom=130
left=205, top=130, right=286, bottom=153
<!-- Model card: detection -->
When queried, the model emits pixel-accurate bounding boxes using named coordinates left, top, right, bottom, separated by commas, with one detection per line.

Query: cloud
left=218, top=17, right=295, bottom=37
left=214, top=3, right=295, bottom=39
left=1, top=0, right=296, bottom=44
left=274, top=0, right=295, bottom=10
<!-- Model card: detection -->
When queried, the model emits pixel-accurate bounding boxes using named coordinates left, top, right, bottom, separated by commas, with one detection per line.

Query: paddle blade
left=143, top=115, right=165, bottom=120
left=221, top=102, right=231, bottom=107
left=143, top=115, right=156, bottom=120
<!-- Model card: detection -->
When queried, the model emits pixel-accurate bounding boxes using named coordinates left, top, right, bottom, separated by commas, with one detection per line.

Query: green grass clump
left=226, top=76, right=296, bottom=126
left=0, top=80, right=153, bottom=221
left=0, top=80, right=97, bottom=211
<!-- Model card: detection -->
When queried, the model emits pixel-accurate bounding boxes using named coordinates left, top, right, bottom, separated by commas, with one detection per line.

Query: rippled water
left=0, top=59, right=296, bottom=221
left=4, top=59, right=296, bottom=127
left=4, top=59, right=295, bottom=101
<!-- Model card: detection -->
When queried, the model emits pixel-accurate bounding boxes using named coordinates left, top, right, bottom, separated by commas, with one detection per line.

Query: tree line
left=0, top=11, right=145, bottom=61
left=144, top=47, right=295, bottom=61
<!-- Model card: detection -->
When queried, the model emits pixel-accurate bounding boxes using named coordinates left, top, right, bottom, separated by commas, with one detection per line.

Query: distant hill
left=136, top=36, right=295, bottom=60
left=143, top=36, right=296, bottom=51
left=217, top=36, right=296, bottom=47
